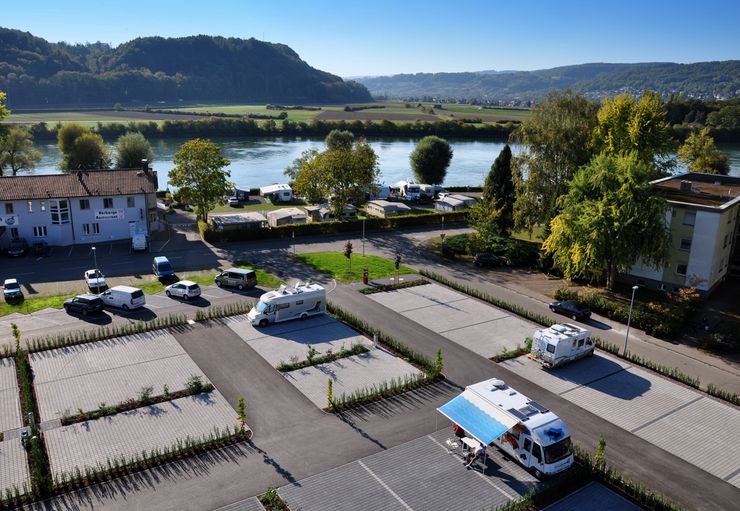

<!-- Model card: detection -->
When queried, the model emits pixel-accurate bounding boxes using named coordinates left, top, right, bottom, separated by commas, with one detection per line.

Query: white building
left=266, top=207, right=307, bottom=227
left=0, top=167, right=159, bottom=249
left=365, top=200, right=412, bottom=218
left=434, top=194, right=477, bottom=212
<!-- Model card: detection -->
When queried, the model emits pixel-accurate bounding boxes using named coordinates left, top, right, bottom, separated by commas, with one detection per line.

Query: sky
left=2, top=0, right=739, bottom=77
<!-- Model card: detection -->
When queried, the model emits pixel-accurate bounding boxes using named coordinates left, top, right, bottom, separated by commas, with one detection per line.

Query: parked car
left=131, top=233, right=147, bottom=251
left=549, top=300, right=591, bottom=321
left=473, top=253, right=507, bottom=267
left=84, top=269, right=106, bottom=291
left=2, top=278, right=23, bottom=304
left=153, top=256, right=175, bottom=278
left=165, top=280, right=202, bottom=300
left=99, top=285, right=146, bottom=310
left=63, top=294, right=105, bottom=316
left=215, top=268, right=257, bottom=290
left=6, top=238, right=29, bottom=257
left=228, top=196, right=240, bottom=206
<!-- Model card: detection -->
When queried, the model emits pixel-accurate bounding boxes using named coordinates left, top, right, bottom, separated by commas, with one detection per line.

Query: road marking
left=357, top=460, right=414, bottom=511
left=67, top=246, right=74, bottom=258
left=630, top=396, right=705, bottom=433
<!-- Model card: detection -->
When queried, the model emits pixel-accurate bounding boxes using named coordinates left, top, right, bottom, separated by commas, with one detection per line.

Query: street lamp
left=624, top=285, right=639, bottom=354
left=91, top=246, right=100, bottom=293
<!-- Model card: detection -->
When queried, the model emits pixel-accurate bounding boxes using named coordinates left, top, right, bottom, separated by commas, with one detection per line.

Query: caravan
left=530, top=323, right=594, bottom=368
left=438, top=378, right=574, bottom=478
left=394, top=179, right=421, bottom=200
left=247, top=282, right=326, bottom=327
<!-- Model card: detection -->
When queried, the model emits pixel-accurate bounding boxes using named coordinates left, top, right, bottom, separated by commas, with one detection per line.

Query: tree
left=483, top=145, right=515, bottom=235
left=0, top=126, right=41, bottom=176
left=409, top=135, right=453, bottom=185
left=325, top=129, right=354, bottom=151
left=678, top=127, right=730, bottom=175
left=510, top=90, right=599, bottom=235
left=169, top=138, right=232, bottom=221
left=542, top=152, right=669, bottom=290
left=57, top=123, right=110, bottom=171
left=0, top=91, right=9, bottom=126
left=115, top=132, right=154, bottom=169
left=595, top=92, right=675, bottom=174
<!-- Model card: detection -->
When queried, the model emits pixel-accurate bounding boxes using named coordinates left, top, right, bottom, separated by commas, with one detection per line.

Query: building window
left=127, top=196, right=135, bottom=208
left=676, top=264, right=688, bottom=276
left=27, top=201, right=33, bottom=213
left=82, top=223, right=100, bottom=235
left=40, top=201, right=46, bottom=212
left=4, top=203, right=13, bottom=214
left=50, top=200, right=70, bottom=225
left=10, top=227, right=19, bottom=239
left=33, top=226, right=48, bottom=237
left=80, top=199, right=90, bottom=210
left=683, top=211, right=696, bottom=226
left=103, top=197, right=114, bottom=209
left=679, top=238, right=692, bottom=251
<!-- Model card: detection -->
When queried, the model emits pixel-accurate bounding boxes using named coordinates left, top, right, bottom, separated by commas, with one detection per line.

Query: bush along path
left=276, top=342, right=370, bottom=372
left=420, top=270, right=739, bottom=407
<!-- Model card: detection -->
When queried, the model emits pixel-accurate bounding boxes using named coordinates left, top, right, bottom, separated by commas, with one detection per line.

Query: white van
left=132, top=233, right=147, bottom=251
left=530, top=323, right=594, bottom=368
left=99, top=285, right=146, bottom=310
left=247, top=282, right=325, bottom=327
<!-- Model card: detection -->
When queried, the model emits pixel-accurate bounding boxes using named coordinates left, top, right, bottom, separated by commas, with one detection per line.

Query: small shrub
left=138, top=386, right=154, bottom=405
left=185, top=375, right=206, bottom=394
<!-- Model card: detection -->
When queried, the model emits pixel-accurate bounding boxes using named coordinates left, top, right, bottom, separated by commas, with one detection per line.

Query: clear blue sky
left=3, top=0, right=739, bottom=77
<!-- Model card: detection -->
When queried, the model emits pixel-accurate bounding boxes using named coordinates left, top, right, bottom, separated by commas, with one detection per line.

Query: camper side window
left=578, top=339, right=584, bottom=347
left=546, top=344, right=555, bottom=354
left=531, top=444, right=543, bottom=463
left=277, top=303, right=289, bottom=310
left=586, top=338, right=593, bottom=346
left=296, top=300, right=303, bottom=305
left=523, top=438, right=532, bottom=452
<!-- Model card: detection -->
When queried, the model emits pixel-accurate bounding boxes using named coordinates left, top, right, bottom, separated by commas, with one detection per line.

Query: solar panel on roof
left=507, top=408, right=529, bottom=421
left=529, top=401, right=549, bottom=413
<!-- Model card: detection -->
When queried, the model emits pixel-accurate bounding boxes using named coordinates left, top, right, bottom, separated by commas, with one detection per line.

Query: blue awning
left=437, top=391, right=518, bottom=445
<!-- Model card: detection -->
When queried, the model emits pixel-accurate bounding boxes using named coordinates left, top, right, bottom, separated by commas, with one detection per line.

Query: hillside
left=0, top=28, right=371, bottom=107
left=357, top=62, right=740, bottom=102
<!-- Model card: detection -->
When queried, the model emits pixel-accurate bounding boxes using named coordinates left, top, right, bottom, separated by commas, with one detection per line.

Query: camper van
left=247, top=282, right=326, bottom=327
left=530, top=323, right=594, bottom=368
left=438, top=378, right=574, bottom=478
left=395, top=180, right=421, bottom=200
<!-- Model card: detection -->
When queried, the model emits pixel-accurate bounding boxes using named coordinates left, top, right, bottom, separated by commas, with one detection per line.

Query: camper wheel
left=587, top=349, right=595, bottom=357
left=238, top=284, right=244, bottom=290
left=571, top=314, right=578, bottom=321
left=300, top=313, right=308, bottom=320
left=122, top=304, right=129, bottom=311
left=216, top=280, right=223, bottom=287
left=532, top=468, right=543, bottom=479
left=259, top=319, right=268, bottom=327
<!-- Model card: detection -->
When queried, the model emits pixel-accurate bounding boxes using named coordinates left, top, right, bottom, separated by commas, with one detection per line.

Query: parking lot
left=0, top=358, right=22, bottom=433
left=500, top=353, right=740, bottom=488
left=0, top=358, right=29, bottom=495
left=367, top=283, right=537, bottom=357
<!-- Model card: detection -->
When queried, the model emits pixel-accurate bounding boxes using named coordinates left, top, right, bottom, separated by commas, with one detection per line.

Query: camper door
left=519, top=437, right=545, bottom=472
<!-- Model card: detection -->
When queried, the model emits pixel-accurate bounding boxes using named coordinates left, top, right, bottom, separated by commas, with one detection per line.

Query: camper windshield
left=543, top=437, right=572, bottom=464
left=255, top=301, right=269, bottom=313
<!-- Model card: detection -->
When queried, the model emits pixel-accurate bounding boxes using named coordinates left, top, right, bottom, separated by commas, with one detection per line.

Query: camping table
left=461, top=437, right=480, bottom=451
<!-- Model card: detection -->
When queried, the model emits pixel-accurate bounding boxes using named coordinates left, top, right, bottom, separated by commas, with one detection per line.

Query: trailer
left=438, top=378, right=574, bottom=478
left=247, top=281, right=326, bottom=327
left=530, top=323, right=594, bottom=368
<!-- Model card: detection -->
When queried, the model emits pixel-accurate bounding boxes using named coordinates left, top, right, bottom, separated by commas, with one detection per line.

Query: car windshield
left=159, top=262, right=172, bottom=272
left=131, top=290, right=144, bottom=299
left=544, top=437, right=572, bottom=464
left=255, top=300, right=269, bottom=313
left=5, top=282, right=20, bottom=290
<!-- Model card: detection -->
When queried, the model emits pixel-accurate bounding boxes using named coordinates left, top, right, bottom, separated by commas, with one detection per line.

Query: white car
left=227, top=196, right=240, bottom=206
left=84, top=269, right=106, bottom=290
left=165, top=280, right=202, bottom=300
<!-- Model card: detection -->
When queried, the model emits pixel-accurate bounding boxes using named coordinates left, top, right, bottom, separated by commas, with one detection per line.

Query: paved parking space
left=0, top=438, right=31, bottom=496
left=278, top=429, right=538, bottom=511
left=544, top=481, right=642, bottom=511
left=0, top=358, right=22, bottom=433
left=44, top=390, right=239, bottom=480
left=368, top=284, right=538, bottom=357
left=224, top=314, right=335, bottom=343
left=213, top=497, right=266, bottom=511
left=283, top=349, right=423, bottom=409
left=500, top=353, right=740, bottom=488
left=31, top=331, right=208, bottom=421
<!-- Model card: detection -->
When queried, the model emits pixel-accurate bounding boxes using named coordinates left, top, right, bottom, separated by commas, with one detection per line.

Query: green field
left=170, top=104, right=321, bottom=122
left=295, top=252, right=417, bottom=284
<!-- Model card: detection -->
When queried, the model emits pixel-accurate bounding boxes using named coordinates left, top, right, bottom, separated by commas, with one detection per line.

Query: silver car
left=165, top=280, right=201, bottom=300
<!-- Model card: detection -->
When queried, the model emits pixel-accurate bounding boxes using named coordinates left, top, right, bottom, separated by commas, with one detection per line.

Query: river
left=25, top=137, right=740, bottom=188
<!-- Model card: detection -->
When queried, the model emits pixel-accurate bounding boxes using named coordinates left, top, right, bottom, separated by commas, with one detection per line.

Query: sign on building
left=95, top=209, right=125, bottom=220
left=0, top=214, right=19, bottom=227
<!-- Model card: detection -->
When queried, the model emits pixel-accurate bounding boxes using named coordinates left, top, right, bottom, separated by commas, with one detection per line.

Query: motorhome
left=439, top=378, right=573, bottom=478
left=247, top=281, right=326, bottom=327
left=419, top=184, right=447, bottom=199
left=530, top=323, right=594, bottom=368
left=395, top=180, right=421, bottom=200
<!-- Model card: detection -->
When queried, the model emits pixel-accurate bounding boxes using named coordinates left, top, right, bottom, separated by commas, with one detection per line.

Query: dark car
left=63, top=294, right=105, bottom=316
left=549, top=300, right=591, bottom=321
left=3, top=279, right=24, bottom=304
left=7, top=238, right=29, bottom=257
left=473, top=253, right=507, bottom=267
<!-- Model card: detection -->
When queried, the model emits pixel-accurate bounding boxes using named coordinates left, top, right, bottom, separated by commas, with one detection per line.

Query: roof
left=260, top=183, right=292, bottom=194
left=652, top=172, right=740, bottom=209
left=0, top=169, right=158, bottom=201
left=438, top=389, right=518, bottom=445
left=211, top=212, right=267, bottom=225
left=535, top=323, right=591, bottom=344
left=266, top=207, right=306, bottom=220
left=261, top=282, right=324, bottom=301
left=436, top=194, right=477, bottom=207
left=367, top=200, right=412, bottom=211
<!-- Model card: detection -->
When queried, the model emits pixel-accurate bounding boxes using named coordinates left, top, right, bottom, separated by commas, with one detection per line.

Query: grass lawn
left=294, top=252, right=417, bottom=284
left=233, top=261, right=284, bottom=288
left=512, top=226, right=545, bottom=242
left=0, top=294, right=76, bottom=317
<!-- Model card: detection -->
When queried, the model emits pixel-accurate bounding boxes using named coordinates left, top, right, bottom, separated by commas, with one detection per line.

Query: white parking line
left=357, top=460, right=414, bottom=511
left=67, top=246, right=74, bottom=258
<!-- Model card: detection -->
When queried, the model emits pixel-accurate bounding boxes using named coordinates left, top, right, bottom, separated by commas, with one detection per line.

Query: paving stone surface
left=0, top=438, right=30, bottom=495
left=443, top=315, right=537, bottom=358
left=44, top=391, right=239, bottom=479
left=30, top=331, right=207, bottom=421
left=544, top=481, right=642, bottom=511
left=401, top=298, right=509, bottom=334
left=283, top=349, right=423, bottom=409
left=279, top=429, right=537, bottom=511
left=0, top=358, right=22, bottom=432
left=224, top=314, right=335, bottom=343
left=212, top=496, right=266, bottom=511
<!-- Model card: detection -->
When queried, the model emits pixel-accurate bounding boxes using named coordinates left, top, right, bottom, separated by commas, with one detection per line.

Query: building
left=266, top=207, right=307, bottom=227
left=304, top=204, right=358, bottom=222
left=210, top=212, right=267, bottom=231
left=0, top=167, right=159, bottom=249
left=260, top=184, right=293, bottom=203
left=434, top=194, right=477, bottom=212
left=625, top=173, right=740, bottom=294
left=365, top=200, right=412, bottom=218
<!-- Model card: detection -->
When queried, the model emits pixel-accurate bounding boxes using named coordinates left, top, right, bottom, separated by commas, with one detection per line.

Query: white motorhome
left=419, top=184, right=447, bottom=199
left=530, top=323, right=594, bottom=368
left=395, top=179, right=421, bottom=200
left=247, top=282, right=326, bottom=327
left=438, top=378, right=574, bottom=478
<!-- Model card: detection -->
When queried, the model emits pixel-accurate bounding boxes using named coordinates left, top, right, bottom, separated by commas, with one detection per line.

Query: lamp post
left=624, top=285, right=639, bottom=355
left=91, top=246, right=99, bottom=293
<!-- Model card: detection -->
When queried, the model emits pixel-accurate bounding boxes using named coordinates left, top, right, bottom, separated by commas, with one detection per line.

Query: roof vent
left=488, top=378, right=506, bottom=390
left=680, top=180, right=692, bottom=192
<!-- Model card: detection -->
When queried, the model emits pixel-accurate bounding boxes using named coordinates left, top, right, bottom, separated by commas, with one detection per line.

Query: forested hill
left=357, top=61, right=740, bottom=102
left=0, top=28, right=372, bottom=107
